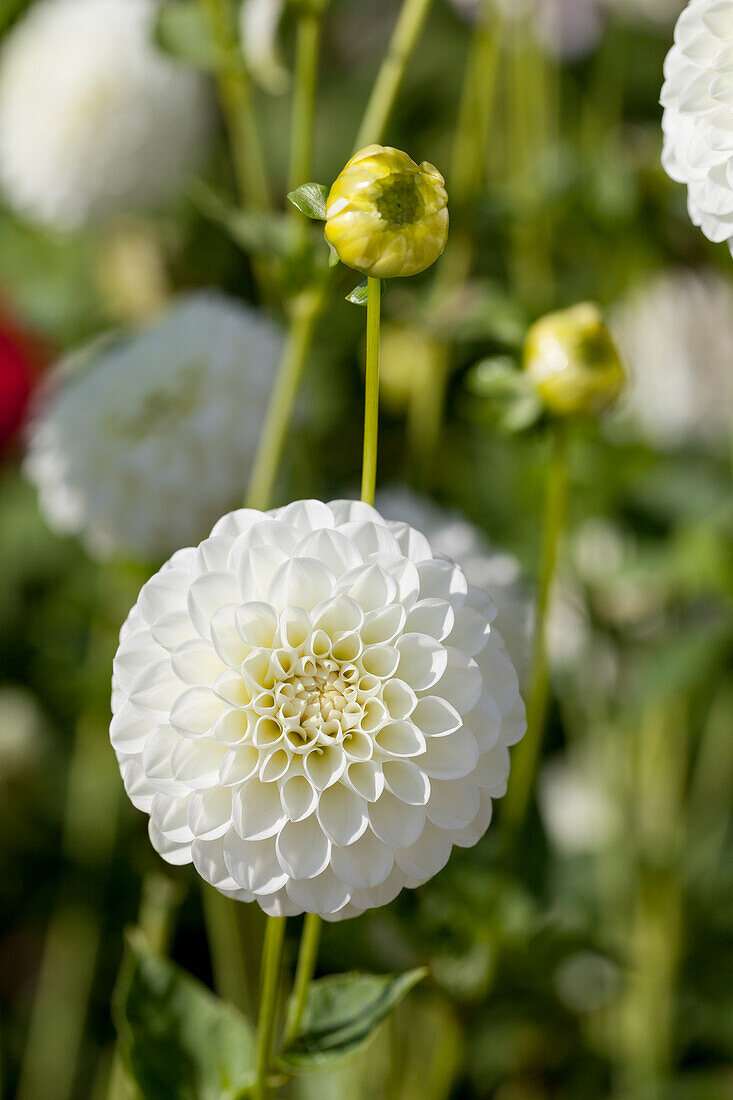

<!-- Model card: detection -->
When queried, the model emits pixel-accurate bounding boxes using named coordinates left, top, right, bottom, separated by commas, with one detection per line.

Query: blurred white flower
left=610, top=269, right=733, bottom=451
left=0, top=0, right=210, bottom=230
left=25, top=293, right=283, bottom=560
left=538, top=753, right=621, bottom=855
left=449, top=0, right=605, bottom=61
left=377, top=489, right=533, bottom=684
left=111, top=499, right=526, bottom=919
left=661, top=0, right=733, bottom=254
left=240, top=0, right=289, bottom=94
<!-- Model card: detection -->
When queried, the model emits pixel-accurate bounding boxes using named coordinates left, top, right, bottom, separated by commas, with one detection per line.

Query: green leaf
left=465, top=357, right=543, bottom=433
left=155, top=0, right=219, bottom=70
left=288, top=183, right=330, bottom=220
left=345, top=279, right=386, bottom=306
left=190, top=180, right=298, bottom=259
left=114, top=931, right=256, bottom=1100
left=327, top=241, right=341, bottom=268
left=279, top=968, right=427, bottom=1075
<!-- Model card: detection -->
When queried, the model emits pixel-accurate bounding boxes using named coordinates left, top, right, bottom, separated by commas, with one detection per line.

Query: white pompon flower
left=0, top=0, right=210, bottom=230
left=661, top=0, right=733, bottom=254
left=610, top=269, right=733, bottom=452
left=24, top=293, right=284, bottom=560
left=111, top=499, right=526, bottom=919
left=377, top=489, right=533, bottom=685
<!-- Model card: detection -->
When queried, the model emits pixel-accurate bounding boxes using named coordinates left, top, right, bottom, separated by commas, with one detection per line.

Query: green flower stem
left=502, top=424, right=569, bottom=833
left=202, top=885, right=256, bottom=1020
left=354, top=0, right=435, bottom=153
left=253, top=916, right=287, bottom=1100
left=283, top=913, right=322, bottom=1048
left=201, top=0, right=272, bottom=211
left=245, top=293, right=322, bottom=510
left=288, top=7, right=322, bottom=197
left=361, top=277, right=382, bottom=506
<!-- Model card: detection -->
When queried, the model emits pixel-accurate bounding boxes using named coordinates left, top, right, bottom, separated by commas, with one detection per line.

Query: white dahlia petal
left=111, top=500, right=526, bottom=918
left=25, top=293, right=284, bottom=559
left=610, top=268, right=733, bottom=452
left=0, top=0, right=210, bottom=229
left=661, top=0, right=733, bottom=253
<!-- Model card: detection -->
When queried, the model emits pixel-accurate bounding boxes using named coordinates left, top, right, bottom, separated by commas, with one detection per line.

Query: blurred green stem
left=409, top=0, right=502, bottom=487
left=288, top=7, right=322, bottom=197
left=362, top=277, right=382, bottom=506
left=201, top=0, right=271, bottom=210
left=354, top=0, right=435, bottom=153
left=503, top=424, right=569, bottom=832
left=202, top=885, right=256, bottom=1020
left=283, top=913, right=322, bottom=1048
left=16, top=571, right=127, bottom=1100
left=245, top=292, right=322, bottom=510
left=253, top=916, right=287, bottom=1100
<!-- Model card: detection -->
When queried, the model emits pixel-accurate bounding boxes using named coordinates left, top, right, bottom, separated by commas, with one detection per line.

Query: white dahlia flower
left=661, top=0, right=733, bottom=254
left=377, top=489, right=533, bottom=685
left=111, top=499, right=526, bottom=919
left=610, top=269, right=733, bottom=451
left=0, top=0, right=210, bottom=230
left=24, top=293, right=283, bottom=560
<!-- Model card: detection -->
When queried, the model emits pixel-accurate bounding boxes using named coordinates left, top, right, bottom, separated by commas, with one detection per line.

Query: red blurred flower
left=0, top=304, right=47, bottom=452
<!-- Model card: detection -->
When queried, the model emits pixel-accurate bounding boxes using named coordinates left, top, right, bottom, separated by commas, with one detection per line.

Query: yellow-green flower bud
left=325, top=145, right=449, bottom=279
left=524, top=303, right=625, bottom=418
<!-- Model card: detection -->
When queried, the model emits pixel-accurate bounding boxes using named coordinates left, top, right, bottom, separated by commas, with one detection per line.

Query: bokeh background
left=1, top=0, right=731, bottom=1098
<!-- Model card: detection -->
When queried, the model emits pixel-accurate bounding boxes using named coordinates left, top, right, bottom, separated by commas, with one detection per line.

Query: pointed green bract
left=278, top=968, right=428, bottom=1074
left=288, top=183, right=330, bottom=220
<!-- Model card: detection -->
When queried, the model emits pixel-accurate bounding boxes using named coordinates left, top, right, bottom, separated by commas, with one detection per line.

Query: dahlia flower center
left=375, top=174, right=422, bottom=227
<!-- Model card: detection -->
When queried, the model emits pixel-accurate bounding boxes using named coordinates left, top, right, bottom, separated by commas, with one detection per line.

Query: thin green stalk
left=253, top=916, right=287, bottom=1100
left=502, top=425, right=569, bottom=833
left=361, top=277, right=382, bottom=506
left=245, top=294, right=322, bottom=510
left=202, top=885, right=255, bottom=1020
left=283, top=913, right=321, bottom=1048
left=354, top=0, right=435, bottom=152
left=201, top=0, right=272, bottom=210
left=288, top=8, right=322, bottom=196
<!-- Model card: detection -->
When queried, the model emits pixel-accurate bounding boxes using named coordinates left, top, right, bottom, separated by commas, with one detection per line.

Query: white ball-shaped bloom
left=111, top=499, right=526, bottom=920
left=377, top=489, right=533, bottom=685
left=24, top=293, right=283, bottom=560
left=661, top=0, right=733, bottom=254
left=610, top=269, right=733, bottom=451
left=0, top=0, right=210, bottom=230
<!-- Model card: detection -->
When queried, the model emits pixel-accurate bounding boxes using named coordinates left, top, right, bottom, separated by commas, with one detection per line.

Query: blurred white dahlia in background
left=0, top=0, right=210, bottom=230
left=111, top=499, right=526, bottom=919
left=610, top=269, right=733, bottom=451
left=24, top=293, right=283, bottom=560
left=378, top=488, right=533, bottom=684
left=661, top=0, right=733, bottom=254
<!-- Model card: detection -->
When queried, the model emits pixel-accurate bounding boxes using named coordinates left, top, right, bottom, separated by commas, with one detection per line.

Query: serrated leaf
left=114, top=931, right=256, bottom=1100
left=190, top=180, right=297, bottom=258
left=155, top=0, right=219, bottom=70
left=288, top=183, right=329, bottom=220
left=466, top=357, right=542, bottom=433
left=278, top=968, right=427, bottom=1075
